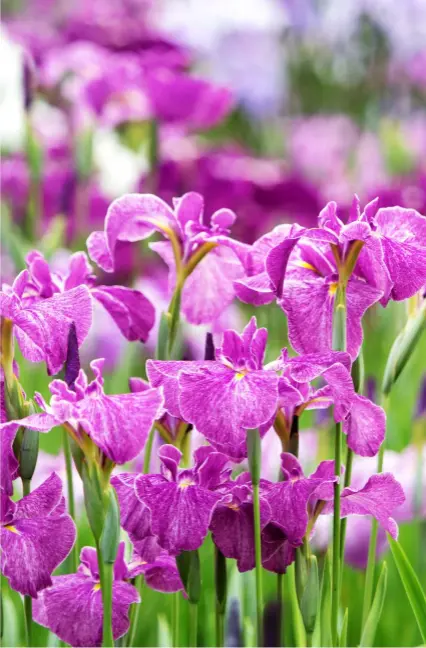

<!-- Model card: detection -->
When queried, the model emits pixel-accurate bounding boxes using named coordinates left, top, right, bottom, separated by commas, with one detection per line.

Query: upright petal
left=88, top=194, right=175, bottom=272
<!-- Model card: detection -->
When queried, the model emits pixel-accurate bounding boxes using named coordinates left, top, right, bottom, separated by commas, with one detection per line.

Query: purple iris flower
left=272, top=350, right=386, bottom=457
left=0, top=269, right=92, bottom=375
left=146, top=317, right=280, bottom=459
left=1, top=473, right=76, bottom=597
left=265, top=454, right=337, bottom=549
left=112, top=473, right=183, bottom=594
left=25, top=249, right=155, bottom=343
left=134, top=445, right=231, bottom=555
left=88, top=191, right=249, bottom=325
left=1, top=359, right=164, bottom=465
left=78, top=54, right=233, bottom=130
left=209, top=474, right=290, bottom=573
left=33, top=542, right=139, bottom=647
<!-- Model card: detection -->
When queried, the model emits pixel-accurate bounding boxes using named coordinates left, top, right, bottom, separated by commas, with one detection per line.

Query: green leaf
left=388, top=536, right=426, bottom=642
left=176, top=550, right=201, bottom=604
left=339, top=608, right=348, bottom=648
left=360, top=562, right=388, bottom=647
left=158, top=614, right=172, bottom=648
left=319, top=552, right=332, bottom=647
left=300, top=555, right=319, bottom=635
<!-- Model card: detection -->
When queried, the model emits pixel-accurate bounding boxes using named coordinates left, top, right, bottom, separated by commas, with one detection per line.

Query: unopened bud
left=19, top=401, right=39, bottom=481
left=300, top=555, right=319, bottom=635
left=176, top=549, right=201, bottom=604
left=100, top=488, right=120, bottom=564
left=22, top=50, right=37, bottom=111
left=382, top=299, right=426, bottom=396
left=351, top=349, right=364, bottom=394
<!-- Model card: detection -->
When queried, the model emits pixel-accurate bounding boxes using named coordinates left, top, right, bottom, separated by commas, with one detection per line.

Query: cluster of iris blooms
left=1, top=187, right=425, bottom=647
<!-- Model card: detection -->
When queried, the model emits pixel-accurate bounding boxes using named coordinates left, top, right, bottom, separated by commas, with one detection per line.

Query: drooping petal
left=181, top=246, right=246, bottom=325
left=111, top=473, right=152, bottom=541
left=178, top=365, right=279, bottom=459
left=91, top=285, right=155, bottom=342
left=13, top=286, right=92, bottom=374
left=345, top=277, right=383, bottom=360
left=323, top=473, right=405, bottom=539
left=135, top=475, right=221, bottom=554
left=33, top=573, right=139, bottom=646
left=75, top=386, right=164, bottom=464
left=233, top=271, right=276, bottom=306
left=343, top=394, right=386, bottom=457
left=375, top=207, right=426, bottom=301
left=280, top=277, right=334, bottom=357
left=210, top=497, right=275, bottom=572
left=1, top=476, right=76, bottom=597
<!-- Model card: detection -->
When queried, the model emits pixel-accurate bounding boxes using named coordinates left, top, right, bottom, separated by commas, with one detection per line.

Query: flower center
left=178, top=478, right=195, bottom=490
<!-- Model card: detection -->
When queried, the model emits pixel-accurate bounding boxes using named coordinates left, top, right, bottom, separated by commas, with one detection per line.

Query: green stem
left=331, top=421, right=342, bottom=646
left=172, top=592, right=180, bottom=647
left=215, top=602, right=225, bottom=648
left=22, top=478, right=32, bottom=645
left=143, top=425, right=156, bottom=474
left=330, top=284, right=347, bottom=645
left=339, top=448, right=354, bottom=564
left=214, top=546, right=227, bottom=648
left=24, top=592, right=32, bottom=647
left=277, top=573, right=284, bottom=647
left=247, top=428, right=263, bottom=646
left=95, top=544, right=114, bottom=648
left=189, top=602, right=198, bottom=647
left=62, top=429, right=78, bottom=572
left=361, top=443, right=385, bottom=630
left=127, top=576, right=144, bottom=647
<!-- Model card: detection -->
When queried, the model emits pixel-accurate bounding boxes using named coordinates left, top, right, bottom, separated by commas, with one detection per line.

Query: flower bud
left=215, top=547, right=227, bottom=613
left=176, top=549, right=201, bottom=604
left=382, top=299, right=426, bottom=396
left=22, top=50, right=37, bottom=111
left=19, top=401, right=39, bottom=482
left=351, top=349, right=364, bottom=394
left=82, top=462, right=105, bottom=542
left=300, top=555, right=319, bottom=635
left=100, top=488, right=120, bottom=564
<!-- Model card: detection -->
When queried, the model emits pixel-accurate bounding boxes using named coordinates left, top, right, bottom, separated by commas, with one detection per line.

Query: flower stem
left=361, top=442, right=385, bottom=630
left=277, top=572, right=285, bottom=647
left=62, top=428, right=78, bottom=572
left=214, top=546, right=227, bottom=648
left=189, top=602, right=198, bottom=647
left=127, top=576, right=144, bottom=647
left=172, top=592, right=180, bottom=647
left=247, top=428, right=263, bottom=646
left=143, top=425, right=155, bottom=474
left=331, top=284, right=347, bottom=646
left=331, top=422, right=342, bottom=645
left=339, top=447, right=354, bottom=564
left=287, top=563, right=305, bottom=647
left=22, top=478, right=32, bottom=646
left=101, top=560, right=114, bottom=648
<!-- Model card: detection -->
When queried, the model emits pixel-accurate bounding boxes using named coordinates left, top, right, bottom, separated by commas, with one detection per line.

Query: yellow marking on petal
left=4, top=525, right=20, bottom=535
left=297, top=261, right=316, bottom=271
left=178, top=478, right=195, bottom=490
left=235, top=372, right=246, bottom=381
left=328, top=282, right=338, bottom=296
left=227, top=502, right=240, bottom=511
left=93, top=583, right=101, bottom=592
